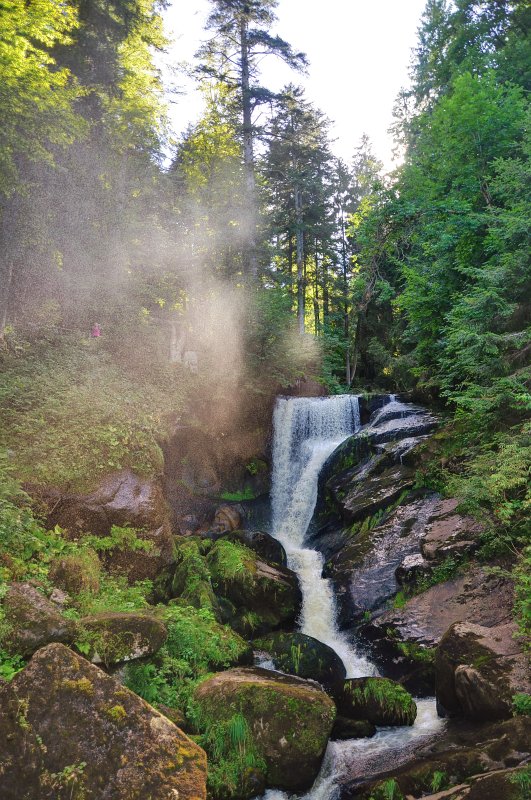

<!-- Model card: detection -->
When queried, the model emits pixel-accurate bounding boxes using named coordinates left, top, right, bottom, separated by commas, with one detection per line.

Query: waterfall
left=270, top=395, right=374, bottom=677
left=266, top=394, right=445, bottom=800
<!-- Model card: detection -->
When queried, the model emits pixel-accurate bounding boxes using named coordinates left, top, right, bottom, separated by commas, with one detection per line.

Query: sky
left=160, top=0, right=428, bottom=170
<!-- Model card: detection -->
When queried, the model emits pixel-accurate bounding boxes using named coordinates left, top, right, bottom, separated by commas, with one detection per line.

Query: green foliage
left=509, top=765, right=531, bottom=800
left=396, top=642, right=436, bottom=665
left=83, top=525, right=154, bottom=555
left=369, top=778, right=404, bottom=800
left=0, top=648, right=25, bottom=682
left=73, top=575, right=153, bottom=617
left=0, top=337, right=188, bottom=491
left=430, top=771, right=449, bottom=793
left=512, top=693, right=531, bottom=717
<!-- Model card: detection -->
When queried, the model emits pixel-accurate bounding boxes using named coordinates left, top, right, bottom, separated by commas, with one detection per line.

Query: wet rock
left=331, top=716, right=376, bottom=740
left=435, top=621, right=530, bottom=720
left=76, top=612, right=168, bottom=666
left=395, top=553, right=432, bottom=588
left=358, top=394, right=393, bottom=425
left=342, top=716, right=531, bottom=800
left=360, top=565, right=514, bottom=691
left=207, top=539, right=302, bottom=636
left=337, top=677, right=417, bottom=726
left=332, top=463, right=416, bottom=524
left=420, top=499, right=482, bottom=562
left=0, top=643, right=207, bottom=800
left=252, top=631, right=346, bottom=694
left=365, top=412, right=438, bottom=446
left=2, top=582, right=76, bottom=657
left=213, top=504, right=242, bottom=532
left=419, top=766, right=531, bottom=799
left=194, top=667, right=335, bottom=792
left=222, top=530, right=287, bottom=567
left=322, top=495, right=440, bottom=626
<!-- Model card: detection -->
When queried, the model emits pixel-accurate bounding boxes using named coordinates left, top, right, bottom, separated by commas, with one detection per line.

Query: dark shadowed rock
left=194, top=667, right=335, bottom=792
left=252, top=631, right=346, bottom=694
left=418, top=766, right=531, bottom=800
left=331, top=463, right=416, bottom=524
left=331, top=716, right=376, bottom=740
left=77, top=612, right=167, bottom=666
left=337, top=677, right=417, bottom=726
left=435, top=621, right=531, bottom=720
left=2, top=582, right=76, bottom=657
left=222, top=530, right=287, bottom=566
left=0, top=643, right=207, bottom=800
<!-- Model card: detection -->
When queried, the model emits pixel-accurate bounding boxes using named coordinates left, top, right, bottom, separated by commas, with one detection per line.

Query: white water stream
left=266, top=395, right=444, bottom=800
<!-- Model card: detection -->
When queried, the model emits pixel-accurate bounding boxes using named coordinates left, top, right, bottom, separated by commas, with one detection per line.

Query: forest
left=0, top=1, right=529, bottom=799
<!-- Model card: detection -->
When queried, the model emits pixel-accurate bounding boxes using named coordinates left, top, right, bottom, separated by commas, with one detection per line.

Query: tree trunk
left=295, top=188, right=304, bottom=334
left=240, top=15, right=258, bottom=280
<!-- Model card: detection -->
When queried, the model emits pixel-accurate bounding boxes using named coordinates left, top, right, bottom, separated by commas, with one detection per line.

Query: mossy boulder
left=0, top=643, right=207, bottom=800
left=206, top=540, right=302, bottom=636
left=48, top=550, right=101, bottom=595
left=435, top=621, right=531, bottom=720
left=194, top=667, right=335, bottom=792
left=1, top=582, right=76, bottom=657
left=338, top=677, right=417, bottom=726
left=76, top=612, right=167, bottom=666
left=252, top=631, right=346, bottom=694
left=222, top=530, right=287, bottom=567
left=155, top=537, right=217, bottom=610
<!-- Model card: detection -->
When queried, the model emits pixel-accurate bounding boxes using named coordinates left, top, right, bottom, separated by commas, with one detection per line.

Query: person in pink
left=91, top=323, right=101, bottom=338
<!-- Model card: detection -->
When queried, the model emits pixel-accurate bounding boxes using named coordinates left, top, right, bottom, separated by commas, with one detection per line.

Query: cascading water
left=266, top=394, right=444, bottom=800
left=271, top=395, right=374, bottom=677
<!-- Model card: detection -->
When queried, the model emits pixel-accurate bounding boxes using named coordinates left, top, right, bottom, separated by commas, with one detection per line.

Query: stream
left=262, top=394, right=445, bottom=799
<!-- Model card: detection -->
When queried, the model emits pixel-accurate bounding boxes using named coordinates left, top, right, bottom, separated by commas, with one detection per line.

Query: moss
left=105, top=704, right=127, bottom=724
left=60, top=677, right=94, bottom=696
left=396, top=642, right=436, bottom=664
left=344, top=678, right=416, bottom=726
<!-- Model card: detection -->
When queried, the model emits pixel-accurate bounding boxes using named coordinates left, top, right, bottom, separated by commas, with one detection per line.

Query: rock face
left=337, top=677, right=417, bottom=726
left=321, top=494, right=440, bottom=627
left=0, top=643, right=207, bottom=800
left=37, top=470, right=174, bottom=582
left=77, top=612, right=168, bottom=666
left=252, top=631, right=346, bottom=694
left=194, top=667, right=335, bottom=792
left=418, top=767, right=531, bottom=800
left=420, top=499, right=482, bottom=562
left=1, top=582, right=76, bottom=656
left=435, top=621, right=531, bottom=720
left=360, top=565, right=514, bottom=689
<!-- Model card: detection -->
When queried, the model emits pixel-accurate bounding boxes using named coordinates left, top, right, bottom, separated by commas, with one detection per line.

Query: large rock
left=252, top=631, right=346, bottom=694
left=0, top=643, right=207, bottom=800
left=222, top=530, right=287, bottom=567
left=420, top=499, right=482, bottom=562
left=321, top=494, right=440, bottom=626
left=337, top=677, right=417, bottom=726
left=435, top=621, right=531, bottom=720
left=194, top=667, right=335, bottom=792
left=360, top=565, right=514, bottom=690
left=331, top=463, right=416, bottom=524
left=1, top=582, right=76, bottom=656
left=37, top=470, right=174, bottom=582
left=0, top=680, right=43, bottom=798
left=77, top=612, right=168, bottom=666
left=418, top=767, right=531, bottom=800
left=207, top=539, right=302, bottom=636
